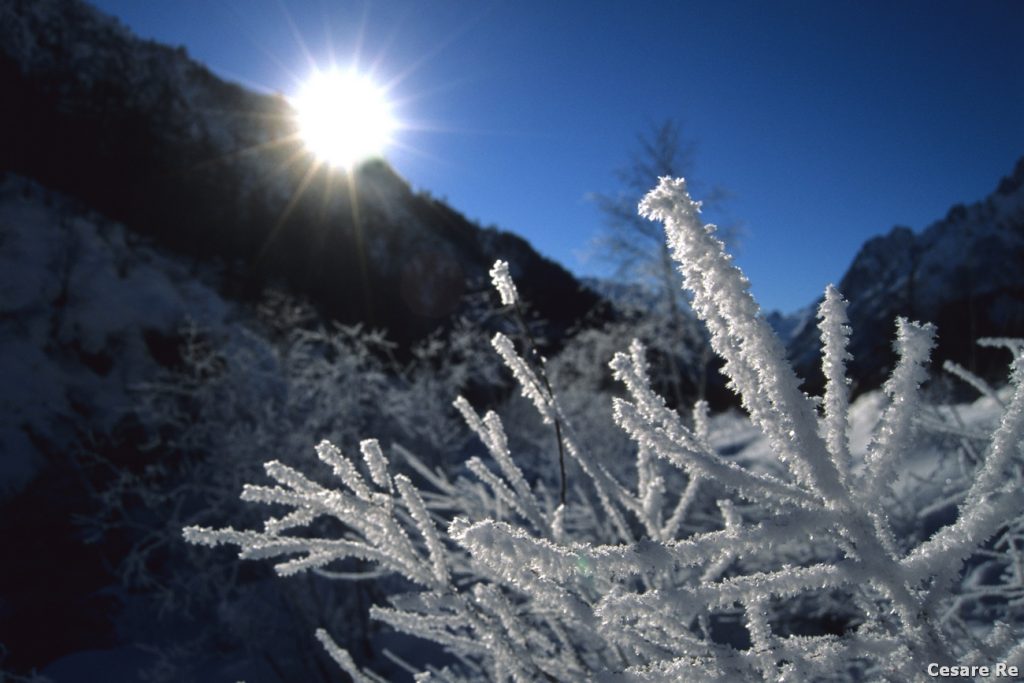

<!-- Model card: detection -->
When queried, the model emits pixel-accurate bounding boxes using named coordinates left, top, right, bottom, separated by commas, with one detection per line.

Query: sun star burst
left=292, top=68, right=396, bottom=170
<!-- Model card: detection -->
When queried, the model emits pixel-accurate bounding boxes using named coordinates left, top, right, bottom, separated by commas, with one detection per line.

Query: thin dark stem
left=554, top=418, right=567, bottom=506
left=509, top=300, right=568, bottom=506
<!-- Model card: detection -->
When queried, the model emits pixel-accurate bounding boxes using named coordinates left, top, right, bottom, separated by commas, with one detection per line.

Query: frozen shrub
left=90, top=292, right=503, bottom=680
left=186, top=178, right=1024, bottom=681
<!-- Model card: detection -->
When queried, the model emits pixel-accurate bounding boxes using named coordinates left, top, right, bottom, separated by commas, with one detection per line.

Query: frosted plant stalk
left=185, top=176, right=1024, bottom=682
left=489, top=259, right=519, bottom=307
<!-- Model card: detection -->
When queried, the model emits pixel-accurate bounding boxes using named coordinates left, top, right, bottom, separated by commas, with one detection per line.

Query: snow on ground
left=709, top=383, right=1008, bottom=503
left=0, top=174, right=233, bottom=498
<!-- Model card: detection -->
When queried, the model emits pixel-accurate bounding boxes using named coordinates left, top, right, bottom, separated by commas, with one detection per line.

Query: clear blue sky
left=89, top=0, right=1024, bottom=313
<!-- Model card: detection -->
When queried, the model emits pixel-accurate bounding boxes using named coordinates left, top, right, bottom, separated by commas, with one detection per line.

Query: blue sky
left=90, top=0, right=1024, bottom=313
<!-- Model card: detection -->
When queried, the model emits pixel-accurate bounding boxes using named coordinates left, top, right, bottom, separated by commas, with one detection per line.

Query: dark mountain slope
left=0, top=0, right=600, bottom=348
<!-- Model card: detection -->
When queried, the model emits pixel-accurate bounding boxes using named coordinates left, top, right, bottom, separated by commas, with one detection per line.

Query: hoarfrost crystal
left=186, top=177, right=1024, bottom=682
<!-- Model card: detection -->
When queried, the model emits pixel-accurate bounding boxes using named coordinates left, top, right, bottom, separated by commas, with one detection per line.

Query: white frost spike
left=316, top=440, right=372, bottom=500
left=978, top=337, right=1024, bottom=361
left=453, top=396, right=545, bottom=532
left=361, top=438, right=391, bottom=491
left=551, top=503, right=566, bottom=543
left=481, top=411, right=545, bottom=531
left=964, top=357, right=1024, bottom=501
left=863, top=317, right=935, bottom=503
left=692, top=399, right=710, bottom=444
left=489, top=259, right=519, bottom=306
left=818, top=285, right=853, bottom=481
left=315, top=628, right=385, bottom=683
left=640, top=177, right=845, bottom=503
left=395, top=474, right=450, bottom=587
left=467, top=456, right=532, bottom=523
left=491, top=332, right=555, bottom=424
left=636, top=444, right=664, bottom=538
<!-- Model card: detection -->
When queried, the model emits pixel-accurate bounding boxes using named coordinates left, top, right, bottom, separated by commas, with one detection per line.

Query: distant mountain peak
left=995, top=156, right=1024, bottom=196
left=787, top=155, right=1024, bottom=395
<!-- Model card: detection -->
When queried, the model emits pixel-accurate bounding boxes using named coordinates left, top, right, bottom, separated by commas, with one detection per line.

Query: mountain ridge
left=0, top=0, right=601, bottom=350
left=786, top=156, right=1024, bottom=395
left=3, top=0, right=1022, bottom=398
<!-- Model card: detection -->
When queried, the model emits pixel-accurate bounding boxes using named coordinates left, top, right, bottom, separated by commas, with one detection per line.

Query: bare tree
left=592, top=119, right=734, bottom=405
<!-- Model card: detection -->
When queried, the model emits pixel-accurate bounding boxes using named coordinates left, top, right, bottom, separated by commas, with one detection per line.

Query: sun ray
left=253, top=157, right=324, bottom=268
left=175, top=131, right=303, bottom=175
left=275, top=0, right=318, bottom=77
left=376, top=3, right=496, bottom=96
left=343, top=163, right=376, bottom=324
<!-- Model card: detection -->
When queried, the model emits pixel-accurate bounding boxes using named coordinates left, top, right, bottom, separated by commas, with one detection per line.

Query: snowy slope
left=719, top=379, right=1012, bottom=522
left=0, top=173, right=233, bottom=497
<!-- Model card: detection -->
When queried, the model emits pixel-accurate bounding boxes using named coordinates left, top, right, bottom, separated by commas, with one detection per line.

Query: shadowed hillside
left=0, top=0, right=601, bottom=349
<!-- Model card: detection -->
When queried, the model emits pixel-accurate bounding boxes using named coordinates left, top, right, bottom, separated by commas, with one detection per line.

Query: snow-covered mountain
left=787, top=157, right=1024, bottom=396
left=765, top=305, right=815, bottom=347
left=0, top=0, right=601, bottom=349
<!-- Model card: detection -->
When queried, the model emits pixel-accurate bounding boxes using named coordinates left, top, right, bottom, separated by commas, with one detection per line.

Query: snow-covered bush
left=83, top=311, right=396, bottom=681
left=84, top=290, right=506, bottom=681
left=186, top=178, right=1024, bottom=681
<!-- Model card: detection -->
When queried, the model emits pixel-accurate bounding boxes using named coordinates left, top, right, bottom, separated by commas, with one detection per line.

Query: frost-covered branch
left=186, top=177, right=1024, bottom=681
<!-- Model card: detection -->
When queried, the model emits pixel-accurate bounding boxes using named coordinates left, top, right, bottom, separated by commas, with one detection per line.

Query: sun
left=292, top=68, right=396, bottom=170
